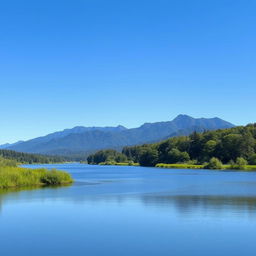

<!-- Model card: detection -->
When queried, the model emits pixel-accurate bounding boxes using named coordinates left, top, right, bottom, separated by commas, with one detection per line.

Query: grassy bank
left=89, top=161, right=256, bottom=171
left=156, top=163, right=204, bottom=169
left=0, top=165, right=73, bottom=189
left=155, top=163, right=256, bottom=171
left=229, top=165, right=256, bottom=171
left=98, top=161, right=139, bottom=166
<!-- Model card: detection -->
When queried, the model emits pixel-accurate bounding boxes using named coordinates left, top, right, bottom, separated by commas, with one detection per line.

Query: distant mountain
left=7, top=115, right=234, bottom=156
left=0, top=141, right=24, bottom=149
left=7, top=126, right=127, bottom=154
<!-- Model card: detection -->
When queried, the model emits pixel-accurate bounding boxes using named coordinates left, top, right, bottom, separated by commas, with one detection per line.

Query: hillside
left=6, top=115, right=234, bottom=156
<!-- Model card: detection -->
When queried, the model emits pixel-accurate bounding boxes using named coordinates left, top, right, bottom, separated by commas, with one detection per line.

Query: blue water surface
left=1, top=163, right=256, bottom=256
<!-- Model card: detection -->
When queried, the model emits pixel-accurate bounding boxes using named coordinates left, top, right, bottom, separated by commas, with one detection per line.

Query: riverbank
left=0, top=165, right=73, bottom=189
left=87, top=161, right=256, bottom=171
left=155, top=163, right=256, bottom=171
left=98, top=162, right=139, bottom=166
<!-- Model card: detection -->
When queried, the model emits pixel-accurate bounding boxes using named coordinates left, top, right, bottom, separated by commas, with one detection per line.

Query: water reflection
left=1, top=184, right=256, bottom=217
left=2, top=165, right=256, bottom=256
left=141, top=194, right=256, bottom=217
left=2, top=164, right=256, bottom=218
left=0, top=184, right=71, bottom=213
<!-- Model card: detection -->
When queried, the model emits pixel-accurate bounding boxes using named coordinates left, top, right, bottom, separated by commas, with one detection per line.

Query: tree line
left=87, top=124, right=256, bottom=167
left=0, top=149, right=68, bottom=164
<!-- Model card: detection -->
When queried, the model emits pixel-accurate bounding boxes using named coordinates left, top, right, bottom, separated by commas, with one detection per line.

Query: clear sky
left=0, top=0, right=255, bottom=144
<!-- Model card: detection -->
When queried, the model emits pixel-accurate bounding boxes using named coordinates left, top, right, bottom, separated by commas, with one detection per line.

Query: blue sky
left=0, top=0, right=255, bottom=144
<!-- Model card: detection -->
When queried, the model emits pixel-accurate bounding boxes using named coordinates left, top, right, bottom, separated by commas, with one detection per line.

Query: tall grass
left=155, top=163, right=204, bottom=169
left=98, top=161, right=139, bottom=166
left=224, top=165, right=256, bottom=171
left=0, top=157, right=73, bottom=189
left=155, top=163, right=256, bottom=171
left=0, top=157, right=17, bottom=167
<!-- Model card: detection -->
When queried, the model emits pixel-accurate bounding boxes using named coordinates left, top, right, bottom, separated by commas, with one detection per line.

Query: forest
left=0, top=149, right=68, bottom=164
left=87, top=124, right=256, bottom=169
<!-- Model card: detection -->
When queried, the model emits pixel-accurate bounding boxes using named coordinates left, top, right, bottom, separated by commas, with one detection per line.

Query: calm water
left=1, top=164, right=256, bottom=256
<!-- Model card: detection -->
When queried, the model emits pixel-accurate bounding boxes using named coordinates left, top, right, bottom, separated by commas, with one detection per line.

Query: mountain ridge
left=5, top=115, right=235, bottom=156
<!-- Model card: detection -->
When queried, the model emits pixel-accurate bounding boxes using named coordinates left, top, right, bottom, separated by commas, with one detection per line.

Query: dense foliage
left=87, top=149, right=128, bottom=164
left=0, top=149, right=68, bottom=164
left=122, top=124, right=256, bottom=167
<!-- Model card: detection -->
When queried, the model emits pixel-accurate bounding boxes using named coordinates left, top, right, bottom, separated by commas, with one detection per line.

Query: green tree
left=189, top=132, right=204, bottom=159
left=115, top=154, right=128, bottom=163
left=204, top=157, right=223, bottom=170
left=139, top=148, right=159, bottom=167
left=167, top=148, right=190, bottom=163
left=204, top=140, right=217, bottom=155
left=87, top=149, right=128, bottom=164
left=235, top=157, right=248, bottom=170
left=219, top=134, right=243, bottom=162
left=248, top=154, right=256, bottom=165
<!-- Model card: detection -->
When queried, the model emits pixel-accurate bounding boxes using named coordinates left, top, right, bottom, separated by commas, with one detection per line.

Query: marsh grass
left=98, top=161, right=139, bottom=166
left=0, top=166, right=73, bottom=189
left=155, top=163, right=204, bottom=169
left=156, top=163, right=256, bottom=171
left=224, top=165, right=256, bottom=171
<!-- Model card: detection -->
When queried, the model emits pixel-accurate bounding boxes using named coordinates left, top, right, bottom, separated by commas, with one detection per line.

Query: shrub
left=235, top=157, right=248, bottom=170
left=204, top=157, right=223, bottom=170
left=40, top=169, right=72, bottom=185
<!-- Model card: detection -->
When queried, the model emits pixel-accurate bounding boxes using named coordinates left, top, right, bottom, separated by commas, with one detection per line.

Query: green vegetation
left=156, top=163, right=203, bottom=169
left=99, top=162, right=139, bottom=166
left=229, top=157, right=248, bottom=170
left=0, top=149, right=69, bottom=164
left=204, top=157, right=223, bottom=170
left=88, top=123, right=256, bottom=171
left=122, top=124, right=256, bottom=170
left=0, top=157, right=73, bottom=189
left=243, top=165, right=256, bottom=171
left=0, top=157, right=17, bottom=167
left=156, top=163, right=256, bottom=171
left=87, top=149, right=129, bottom=165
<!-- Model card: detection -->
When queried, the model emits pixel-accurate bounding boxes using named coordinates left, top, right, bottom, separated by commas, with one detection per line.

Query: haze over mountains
left=3, top=115, right=234, bottom=156
left=0, top=141, right=24, bottom=149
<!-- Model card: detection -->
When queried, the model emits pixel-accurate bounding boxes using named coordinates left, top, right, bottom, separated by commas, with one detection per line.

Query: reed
left=0, top=165, right=73, bottom=189
left=155, top=163, right=204, bottom=169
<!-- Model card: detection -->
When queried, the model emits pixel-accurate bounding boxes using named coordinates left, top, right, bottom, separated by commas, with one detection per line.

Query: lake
left=1, top=163, right=256, bottom=256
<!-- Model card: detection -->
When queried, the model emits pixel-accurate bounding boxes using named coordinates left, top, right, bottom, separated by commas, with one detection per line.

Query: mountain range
left=2, top=115, right=235, bottom=156
left=0, top=141, right=24, bottom=149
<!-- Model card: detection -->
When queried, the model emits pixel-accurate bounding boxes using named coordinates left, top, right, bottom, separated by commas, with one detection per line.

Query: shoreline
left=87, top=162, right=256, bottom=171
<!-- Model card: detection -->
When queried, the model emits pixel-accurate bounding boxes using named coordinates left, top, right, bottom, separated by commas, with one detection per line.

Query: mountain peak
left=116, top=125, right=127, bottom=130
left=173, top=114, right=193, bottom=121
